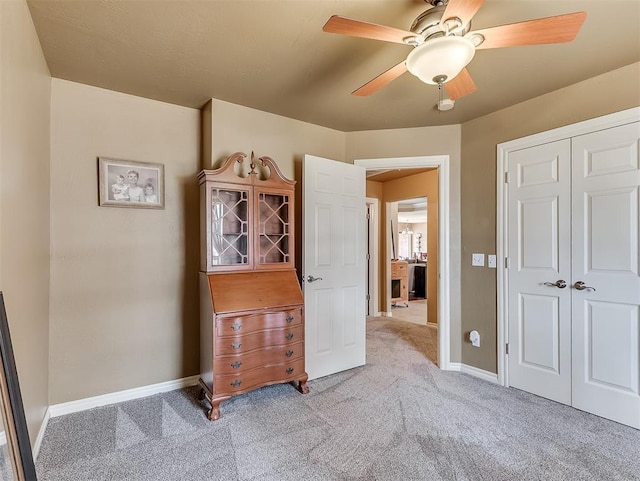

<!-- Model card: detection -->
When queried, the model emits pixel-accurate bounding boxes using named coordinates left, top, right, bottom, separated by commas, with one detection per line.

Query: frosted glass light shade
left=406, top=36, right=475, bottom=85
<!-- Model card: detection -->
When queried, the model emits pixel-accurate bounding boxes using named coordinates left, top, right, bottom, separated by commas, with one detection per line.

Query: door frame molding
left=496, top=106, right=640, bottom=387
left=355, top=155, right=452, bottom=370
left=366, top=196, right=380, bottom=316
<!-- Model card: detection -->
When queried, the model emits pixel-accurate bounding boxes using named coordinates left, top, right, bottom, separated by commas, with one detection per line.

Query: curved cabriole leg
left=207, top=402, right=221, bottom=421
left=298, top=381, right=310, bottom=394
left=295, top=374, right=310, bottom=394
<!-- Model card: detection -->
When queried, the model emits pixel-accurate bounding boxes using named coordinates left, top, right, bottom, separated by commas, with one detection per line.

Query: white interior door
left=507, top=120, right=640, bottom=428
left=571, top=122, right=640, bottom=428
left=303, top=155, right=366, bottom=380
left=507, top=140, right=572, bottom=404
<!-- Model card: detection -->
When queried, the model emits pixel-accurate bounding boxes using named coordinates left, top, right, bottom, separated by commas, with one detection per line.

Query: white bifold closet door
left=508, top=121, right=640, bottom=429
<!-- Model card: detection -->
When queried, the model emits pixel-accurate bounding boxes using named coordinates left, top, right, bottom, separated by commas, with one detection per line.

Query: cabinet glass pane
left=258, top=193, right=290, bottom=264
left=211, top=188, right=249, bottom=265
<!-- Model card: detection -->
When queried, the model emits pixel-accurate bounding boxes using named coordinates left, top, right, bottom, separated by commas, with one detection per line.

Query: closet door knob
left=574, top=281, right=596, bottom=291
left=543, top=280, right=567, bottom=288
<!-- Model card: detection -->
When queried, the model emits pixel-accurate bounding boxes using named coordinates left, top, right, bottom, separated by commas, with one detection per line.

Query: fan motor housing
left=411, top=4, right=471, bottom=41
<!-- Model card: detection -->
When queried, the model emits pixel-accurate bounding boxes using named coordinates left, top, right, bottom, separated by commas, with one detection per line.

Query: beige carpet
left=387, top=299, right=438, bottom=364
left=36, top=317, right=640, bottom=481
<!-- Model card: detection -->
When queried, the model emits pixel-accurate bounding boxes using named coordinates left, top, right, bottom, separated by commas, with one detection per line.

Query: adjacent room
left=1, top=0, right=639, bottom=479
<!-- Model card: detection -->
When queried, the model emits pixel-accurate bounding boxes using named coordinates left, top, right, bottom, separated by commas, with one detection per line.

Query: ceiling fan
left=323, top=0, right=587, bottom=101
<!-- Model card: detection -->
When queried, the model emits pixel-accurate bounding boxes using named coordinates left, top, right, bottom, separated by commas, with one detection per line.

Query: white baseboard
left=447, top=363, right=499, bottom=384
left=33, top=407, right=50, bottom=460
left=48, top=375, right=200, bottom=418
left=381, top=311, right=393, bottom=317
left=427, top=321, right=438, bottom=328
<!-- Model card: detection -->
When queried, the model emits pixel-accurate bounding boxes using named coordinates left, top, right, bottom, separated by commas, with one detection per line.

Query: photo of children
left=99, top=157, right=164, bottom=209
left=111, top=174, right=129, bottom=200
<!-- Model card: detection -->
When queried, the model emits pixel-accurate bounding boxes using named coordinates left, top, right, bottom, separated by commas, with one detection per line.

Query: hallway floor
left=391, top=299, right=427, bottom=325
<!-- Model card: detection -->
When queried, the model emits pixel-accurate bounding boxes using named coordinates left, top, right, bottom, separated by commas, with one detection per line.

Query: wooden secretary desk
left=198, top=152, right=309, bottom=421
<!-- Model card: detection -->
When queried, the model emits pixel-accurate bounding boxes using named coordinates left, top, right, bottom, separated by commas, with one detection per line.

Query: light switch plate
left=472, top=253, right=485, bottom=266
left=488, top=255, right=497, bottom=268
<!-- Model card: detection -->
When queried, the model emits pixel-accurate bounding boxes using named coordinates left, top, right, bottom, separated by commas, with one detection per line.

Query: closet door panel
left=571, top=121, right=640, bottom=429
left=507, top=140, right=572, bottom=404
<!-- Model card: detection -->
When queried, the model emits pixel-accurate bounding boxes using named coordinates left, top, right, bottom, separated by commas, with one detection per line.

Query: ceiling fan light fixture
left=406, top=35, right=475, bottom=85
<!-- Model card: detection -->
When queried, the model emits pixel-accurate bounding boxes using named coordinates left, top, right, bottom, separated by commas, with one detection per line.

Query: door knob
left=306, top=275, right=323, bottom=283
left=544, top=280, right=567, bottom=289
left=574, top=281, right=596, bottom=291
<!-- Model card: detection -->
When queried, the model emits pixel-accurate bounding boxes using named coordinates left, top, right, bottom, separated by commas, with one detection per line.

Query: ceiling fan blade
left=473, top=11, right=587, bottom=50
left=323, top=15, right=417, bottom=44
left=352, top=61, right=408, bottom=96
left=440, top=0, right=485, bottom=29
left=445, top=68, right=477, bottom=100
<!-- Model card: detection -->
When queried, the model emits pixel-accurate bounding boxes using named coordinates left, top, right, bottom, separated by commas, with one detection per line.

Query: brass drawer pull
left=231, top=342, right=242, bottom=349
left=230, top=379, right=242, bottom=387
left=286, top=332, right=294, bottom=340
left=231, top=323, right=242, bottom=331
left=231, top=361, right=242, bottom=369
left=286, top=315, right=294, bottom=323
left=286, top=367, right=294, bottom=374
left=285, top=350, right=294, bottom=357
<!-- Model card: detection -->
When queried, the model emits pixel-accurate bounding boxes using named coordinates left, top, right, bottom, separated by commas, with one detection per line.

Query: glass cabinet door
left=210, top=188, right=249, bottom=266
left=257, top=191, right=291, bottom=265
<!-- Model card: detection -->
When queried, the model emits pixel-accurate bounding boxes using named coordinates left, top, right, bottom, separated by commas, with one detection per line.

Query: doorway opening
left=388, top=196, right=430, bottom=329
left=355, top=155, right=452, bottom=371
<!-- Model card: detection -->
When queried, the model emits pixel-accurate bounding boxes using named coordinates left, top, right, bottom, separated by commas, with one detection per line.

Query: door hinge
left=366, top=253, right=371, bottom=261
left=504, top=257, right=509, bottom=268
left=505, top=343, right=509, bottom=355
left=366, top=294, right=371, bottom=301
left=504, top=172, right=509, bottom=183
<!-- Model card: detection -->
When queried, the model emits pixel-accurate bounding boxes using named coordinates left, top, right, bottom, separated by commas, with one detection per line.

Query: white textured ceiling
left=27, top=0, right=640, bottom=132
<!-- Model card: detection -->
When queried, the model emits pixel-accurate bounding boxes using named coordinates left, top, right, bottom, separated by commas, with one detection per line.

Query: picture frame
left=0, top=292, right=37, bottom=480
left=98, top=157, right=165, bottom=209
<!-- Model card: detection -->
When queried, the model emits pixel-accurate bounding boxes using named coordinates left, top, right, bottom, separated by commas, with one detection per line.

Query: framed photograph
left=0, top=293, right=37, bottom=481
left=98, top=157, right=164, bottom=209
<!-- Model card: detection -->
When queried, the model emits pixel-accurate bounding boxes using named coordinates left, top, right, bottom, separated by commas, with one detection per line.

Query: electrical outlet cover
left=488, top=255, right=497, bottom=268
left=472, top=253, right=485, bottom=266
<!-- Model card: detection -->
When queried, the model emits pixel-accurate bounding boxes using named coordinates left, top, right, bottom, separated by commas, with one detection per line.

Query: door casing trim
left=365, top=197, right=380, bottom=316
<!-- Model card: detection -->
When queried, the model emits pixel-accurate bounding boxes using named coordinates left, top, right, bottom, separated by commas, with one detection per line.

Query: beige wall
left=49, top=80, right=200, bottom=403
left=366, top=180, right=383, bottom=200
left=0, top=0, right=51, bottom=444
left=382, top=171, right=439, bottom=326
left=460, top=62, right=640, bottom=373
left=207, top=99, right=346, bottom=174
left=347, top=125, right=462, bottom=362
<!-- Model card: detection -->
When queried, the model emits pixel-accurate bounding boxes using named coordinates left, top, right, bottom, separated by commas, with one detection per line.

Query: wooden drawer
left=216, top=308, right=302, bottom=336
left=391, top=262, right=407, bottom=278
left=215, top=324, right=303, bottom=355
left=214, top=341, right=303, bottom=374
left=214, top=358, right=305, bottom=396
